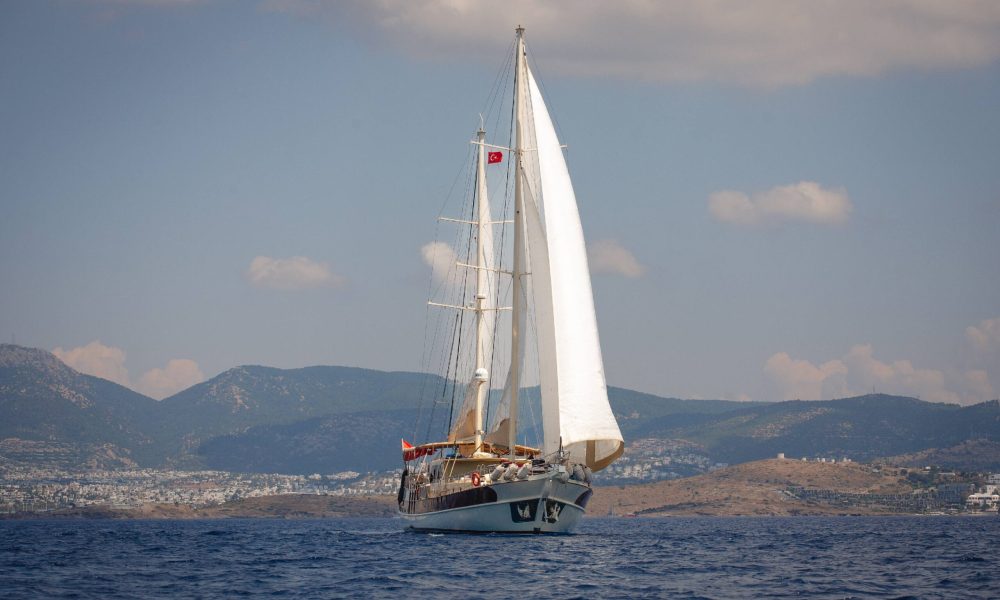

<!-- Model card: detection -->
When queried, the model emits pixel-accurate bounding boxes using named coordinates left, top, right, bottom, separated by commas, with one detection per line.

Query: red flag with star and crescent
left=488, top=151, right=503, bottom=164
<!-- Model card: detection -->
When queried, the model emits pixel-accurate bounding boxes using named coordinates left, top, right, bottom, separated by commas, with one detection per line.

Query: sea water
left=1, top=516, right=997, bottom=598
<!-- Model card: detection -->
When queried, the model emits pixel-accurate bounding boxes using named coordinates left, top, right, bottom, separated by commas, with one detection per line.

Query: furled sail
left=519, top=65, right=624, bottom=471
left=448, top=128, right=499, bottom=450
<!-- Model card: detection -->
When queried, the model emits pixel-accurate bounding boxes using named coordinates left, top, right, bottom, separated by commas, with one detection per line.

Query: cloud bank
left=264, top=0, right=1000, bottom=86
left=247, top=256, right=344, bottom=290
left=966, top=317, right=1000, bottom=352
left=709, top=182, right=852, bottom=227
left=53, top=341, right=205, bottom=400
left=588, top=239, right=644, bottom=278
left=136, top=359, right=205, bottom=400
left=764, top=344, right=993, bottom=405
left=764, top=352, right=848, bottom=402
left=53, top=341, right=131, bottom=388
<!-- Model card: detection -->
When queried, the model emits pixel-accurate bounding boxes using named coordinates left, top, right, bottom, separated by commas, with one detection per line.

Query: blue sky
left=1, top=1, right=998, bottom=403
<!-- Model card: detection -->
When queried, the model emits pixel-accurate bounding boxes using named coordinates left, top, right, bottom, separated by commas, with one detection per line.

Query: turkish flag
left=488, top=151, right=503, bottom=164
left=401, top=439, right=430, bottom=461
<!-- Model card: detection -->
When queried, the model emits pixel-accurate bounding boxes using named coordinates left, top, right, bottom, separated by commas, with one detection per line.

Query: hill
left=0, top=344, right=752, bottom=473
left=651, top=396, right=1000, bottom=464
left=191, top=386, right=755, bottom=474
left=153, top=364, right=437, bottom=467
left=0, top=345, right=160, bottom=466
left=880, top=439, right=1000, bottom=471
left=0, top=344, right=449, bottom=472
left=194, top=409, right=422, bottom=473
left=589, top=459, right=920, bottom=516
left=1, top=344, right=998, bottom=474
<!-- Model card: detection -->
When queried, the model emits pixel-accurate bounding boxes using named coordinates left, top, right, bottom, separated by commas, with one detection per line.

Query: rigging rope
left=413, top=33, right=525, bottom=450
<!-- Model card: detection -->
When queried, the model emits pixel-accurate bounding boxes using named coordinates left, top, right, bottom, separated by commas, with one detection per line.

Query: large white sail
left=520, top=65, right=624, bottom=471
left=399, top=27, right=622, bottom=534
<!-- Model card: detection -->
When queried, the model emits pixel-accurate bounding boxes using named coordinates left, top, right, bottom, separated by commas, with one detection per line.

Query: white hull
left=399, top=472, right=591, bottom=534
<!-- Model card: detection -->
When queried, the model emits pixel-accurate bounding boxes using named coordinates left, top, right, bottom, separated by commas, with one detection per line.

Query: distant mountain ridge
left=152, top=363, right=435, bottom=465
left=0, top=345, right=160, bottom=465
left=639, top=395, right=1000, bottom=464
left=2, top=344, right=999, bottom=473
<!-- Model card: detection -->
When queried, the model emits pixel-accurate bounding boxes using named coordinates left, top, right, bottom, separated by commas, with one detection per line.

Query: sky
left=1, top=0, right=998, bottom=404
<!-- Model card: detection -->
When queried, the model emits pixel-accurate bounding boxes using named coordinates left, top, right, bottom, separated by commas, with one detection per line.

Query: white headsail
left=518, top=65, right=624, bottom=471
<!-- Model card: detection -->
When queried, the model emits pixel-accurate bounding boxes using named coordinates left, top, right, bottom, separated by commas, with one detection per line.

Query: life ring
left=470, top=471, right=481, bottom=487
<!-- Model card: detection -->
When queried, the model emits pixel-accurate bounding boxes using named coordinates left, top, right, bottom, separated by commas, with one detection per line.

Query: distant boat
left=397, top=26, right=624, bottom=534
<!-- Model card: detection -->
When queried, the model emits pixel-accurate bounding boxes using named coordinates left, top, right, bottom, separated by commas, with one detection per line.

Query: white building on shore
left=966, top=485, right=999, bottom=510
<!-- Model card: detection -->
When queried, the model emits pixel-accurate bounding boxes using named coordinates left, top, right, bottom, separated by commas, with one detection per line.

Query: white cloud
left=53, top=341, right=207, bottom=400
left=709, top=182, right=852, bottom=227
left=961, top=369, right=995, bottom=402
left=53, top=341, right=131, bottom=387
left=421, top=241, right=457, bottom=283
left=764, top=352, right=847, bottom=401
left=588, top=239, right=644, bottom=278
left=263, top=0, right=1000, bottom=86
left=246, top=256, right=344, bottom=290
left=764, top=344, right=992, bottom=405
left=840, top=344, right=956, bottom=403
left=966, top=317, right=1000, bottom=352
left=136, top=359, right=204, bottom=400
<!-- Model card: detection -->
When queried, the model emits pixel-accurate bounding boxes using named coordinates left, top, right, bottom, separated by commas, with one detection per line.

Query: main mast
left=508, top=26, right=526, bottom=459
left=472, top=126, right=489, bottom=454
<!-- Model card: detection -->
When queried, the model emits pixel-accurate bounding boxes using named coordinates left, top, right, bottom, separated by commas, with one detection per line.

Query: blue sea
left=1, top=516, right=998, bottom=598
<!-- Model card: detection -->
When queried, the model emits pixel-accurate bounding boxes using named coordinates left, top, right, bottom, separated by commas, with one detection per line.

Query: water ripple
left=1, top=516, right=999, bottom=598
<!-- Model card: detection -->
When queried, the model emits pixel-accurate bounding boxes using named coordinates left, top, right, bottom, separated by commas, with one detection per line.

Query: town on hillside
left=3, top=448, right=999, bottom=517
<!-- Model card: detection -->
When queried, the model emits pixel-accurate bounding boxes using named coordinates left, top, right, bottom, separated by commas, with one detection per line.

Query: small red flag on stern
left=488, top=151, right=503, bottom=164
left=401, top=439, right=429, bottom=461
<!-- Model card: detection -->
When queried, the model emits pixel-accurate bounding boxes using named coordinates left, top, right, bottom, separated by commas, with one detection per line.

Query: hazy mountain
left=2, top=344, right=998, bottom=474
left=880, top=439, right=1000, bottom=471
left=161, top=364, right=431, bottom=428
left=0, top=345, right=442, bottom=471
left=152, top=364, right=438, bottom=464
left=608, top=386, right=764, bottom=439
left=650, top=395, right=1000, bottom=464
left=195, top=410, right=422, bottom=474
left=0, top=344, right=160, bottom=465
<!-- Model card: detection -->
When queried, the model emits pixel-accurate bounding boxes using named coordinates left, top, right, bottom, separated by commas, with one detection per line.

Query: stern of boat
left=398, top=461, right=594, bottom=533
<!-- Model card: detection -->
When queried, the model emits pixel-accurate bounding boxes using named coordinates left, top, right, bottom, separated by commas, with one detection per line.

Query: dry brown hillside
left=589, top=459, right=914, bottom=516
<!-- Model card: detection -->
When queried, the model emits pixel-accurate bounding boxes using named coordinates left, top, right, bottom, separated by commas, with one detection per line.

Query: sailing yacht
left=397, top=27, right=624, bottom=533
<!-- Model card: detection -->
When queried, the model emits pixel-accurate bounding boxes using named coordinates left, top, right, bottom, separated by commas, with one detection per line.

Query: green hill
left=654, top=395, right=1000, bottom=465
left=0, top=345, right=160, bottom=465
left=152, top=364, right=438, bottom=464
left=2, top=344, right=998, bottom=474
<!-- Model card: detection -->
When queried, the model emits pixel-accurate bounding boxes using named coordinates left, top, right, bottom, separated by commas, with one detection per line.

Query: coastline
left=3, top=496, right=992, bottom=520
left=1, top=494, right=397, bottom=520
left=5, top=459, right=995, bottom=520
